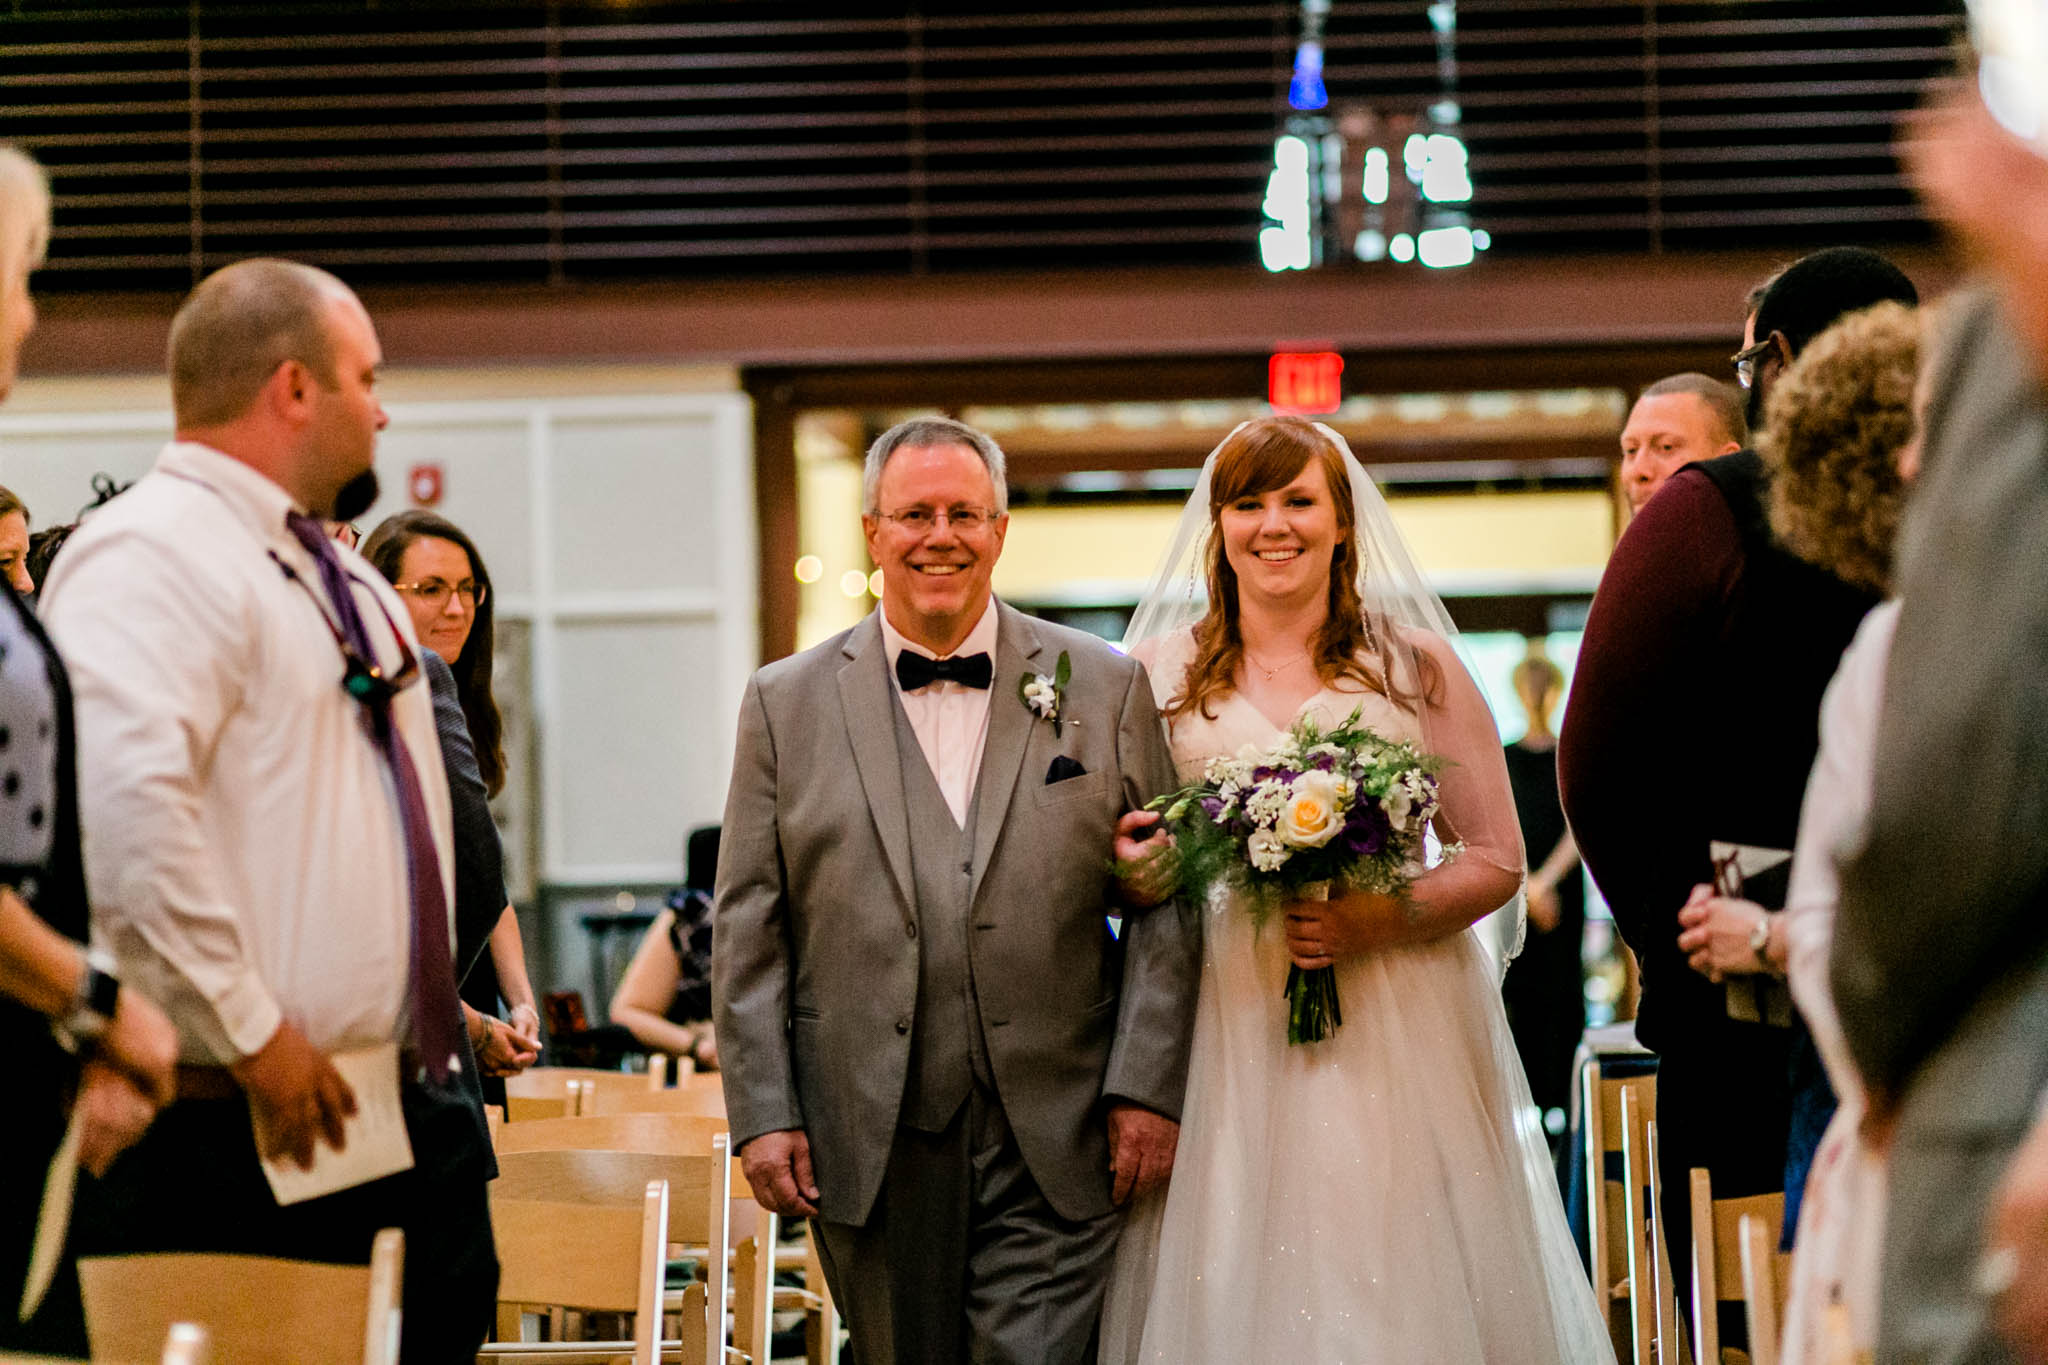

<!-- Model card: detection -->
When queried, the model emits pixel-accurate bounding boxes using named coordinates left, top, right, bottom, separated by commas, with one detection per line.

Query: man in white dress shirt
left=47, top=259, right=495, bottom=1362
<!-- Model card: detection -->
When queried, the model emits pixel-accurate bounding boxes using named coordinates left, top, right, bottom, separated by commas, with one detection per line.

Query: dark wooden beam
left=18, top=248, right=1954, bottom=378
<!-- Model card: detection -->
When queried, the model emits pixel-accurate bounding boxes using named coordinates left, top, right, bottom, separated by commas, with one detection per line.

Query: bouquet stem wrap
left=1285, top=880, right=1344, bottom=1045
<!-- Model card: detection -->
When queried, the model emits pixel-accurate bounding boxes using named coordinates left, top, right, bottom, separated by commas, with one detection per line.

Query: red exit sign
left=1268, top=351, right=1344, bottom=414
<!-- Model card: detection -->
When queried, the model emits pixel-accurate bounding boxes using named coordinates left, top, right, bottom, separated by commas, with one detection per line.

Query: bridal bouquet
left=1149, top=707, right=1455, bottom=1044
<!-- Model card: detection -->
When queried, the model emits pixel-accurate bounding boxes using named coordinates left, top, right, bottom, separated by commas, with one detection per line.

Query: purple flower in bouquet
left=1342, top=799, right=1390, bottom=858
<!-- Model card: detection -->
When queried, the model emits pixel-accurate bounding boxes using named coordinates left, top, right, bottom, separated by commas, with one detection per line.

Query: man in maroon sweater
left=1558, top=246, right=1915, bottom=1317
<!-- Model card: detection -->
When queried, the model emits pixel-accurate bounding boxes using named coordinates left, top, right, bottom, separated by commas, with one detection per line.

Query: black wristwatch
left=54, top=946, right=121, bottom=1056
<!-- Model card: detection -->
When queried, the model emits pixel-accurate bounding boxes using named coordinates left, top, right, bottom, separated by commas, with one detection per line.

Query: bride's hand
left=1283, top=889, right=1407, bottom=967
left=1112, top=810, right=1178, bottom=908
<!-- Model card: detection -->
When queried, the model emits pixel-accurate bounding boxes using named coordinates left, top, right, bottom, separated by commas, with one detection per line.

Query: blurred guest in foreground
left=1830, top=77, right=2048, bottom=1364
left=1618, top=373, right=1746, bottom=515
left=50, top=259, right=495, bottom=1362
left=364, top=510, right=540, bottom=1102
left=613, top=825, right=720, bottom=1072
left=1671, top=300, right=1922, bottom=1363
left=1559, top=246, right=1916, bottom=1319
left=0, top=142, right=177, bottom=1358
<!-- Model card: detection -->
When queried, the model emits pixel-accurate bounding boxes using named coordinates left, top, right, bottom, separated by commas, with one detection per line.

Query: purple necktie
left=285, top=513, right=463, bottom=1087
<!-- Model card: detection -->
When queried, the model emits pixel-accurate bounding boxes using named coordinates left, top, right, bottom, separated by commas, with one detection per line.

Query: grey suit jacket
left=1832, top=288, right=2048, bottom=1107
left=711, top=601, right=1200, bottom=1226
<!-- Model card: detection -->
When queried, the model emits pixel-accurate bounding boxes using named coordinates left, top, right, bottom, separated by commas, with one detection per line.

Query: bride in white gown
left=1100, top=417, right=1614, bottom=1364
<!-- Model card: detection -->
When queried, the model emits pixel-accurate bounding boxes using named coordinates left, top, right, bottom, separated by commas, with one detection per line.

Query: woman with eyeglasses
left=363, top=510, right=540, bottom=1104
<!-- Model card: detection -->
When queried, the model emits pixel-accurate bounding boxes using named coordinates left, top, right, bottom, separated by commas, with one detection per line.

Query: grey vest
left=890, top=692, right=995, bottom=1132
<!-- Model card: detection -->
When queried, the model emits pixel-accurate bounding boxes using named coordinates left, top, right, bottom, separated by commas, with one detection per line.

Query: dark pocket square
left=1045, top=755, right=1088, bottom=784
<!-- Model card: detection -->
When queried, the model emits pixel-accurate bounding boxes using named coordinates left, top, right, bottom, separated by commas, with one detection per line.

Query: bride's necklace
left=1243, top=648, right=1312, bottom=682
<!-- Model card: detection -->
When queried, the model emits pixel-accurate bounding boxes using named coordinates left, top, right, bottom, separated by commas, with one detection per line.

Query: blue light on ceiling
left=1288, top=41, right=1327, bottom=111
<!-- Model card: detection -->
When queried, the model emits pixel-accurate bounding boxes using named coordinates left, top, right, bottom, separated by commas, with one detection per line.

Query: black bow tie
left=896, top=650, right=993, bottom=692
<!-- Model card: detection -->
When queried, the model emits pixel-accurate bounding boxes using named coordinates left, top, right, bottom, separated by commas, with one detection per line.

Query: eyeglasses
left=1730, top=337, right=1777, bottom=390
left=877, top=505, right=998, bottom=534
left=392, top=578, right=487, bottom=609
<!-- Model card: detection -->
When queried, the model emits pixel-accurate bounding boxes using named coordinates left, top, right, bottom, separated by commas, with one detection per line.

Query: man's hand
left=473, top=1012, right=541, bottom=1077
left=229, top=1020, right=357, bottom=1171
left=1526, top=878, right=1562, bottom=934
left=1985, top=1111, right=2048, bottom=1353
left=1675, top=886, right=1770, bottom=982
left=1106, top=1102, right=1178, bottom=1204
left=1112, top=810, right=1177, bottom=909
left=100, top=982, right=178, bottom=1106
left=740, top=1128, right=820, bottom=1218
left=74, top=1061, right=160, bottom=1176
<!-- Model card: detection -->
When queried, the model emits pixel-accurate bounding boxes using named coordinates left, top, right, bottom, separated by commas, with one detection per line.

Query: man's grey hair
left=0, top=144, right=51, bottom=283
left=862, top=415, right=1009, bottom=516
left=168, top=257, right=353, bottom=428
left=1638, top=371, right=1748, bottom=448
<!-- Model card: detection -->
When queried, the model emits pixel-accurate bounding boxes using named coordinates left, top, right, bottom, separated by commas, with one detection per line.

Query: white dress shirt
left=44, top=441, right=454, bottom=1065
left=878, top=597, right=998, bottom=827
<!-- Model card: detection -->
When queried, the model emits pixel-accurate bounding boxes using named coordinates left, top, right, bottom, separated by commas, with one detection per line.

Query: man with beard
left=1559, top=246, right=1916, bottom=1323
left=44, top=259, right=495, bottom=1362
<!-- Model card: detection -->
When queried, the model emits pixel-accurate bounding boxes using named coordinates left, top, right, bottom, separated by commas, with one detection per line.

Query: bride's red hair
left=1163, top=416, right=1441, bottom=722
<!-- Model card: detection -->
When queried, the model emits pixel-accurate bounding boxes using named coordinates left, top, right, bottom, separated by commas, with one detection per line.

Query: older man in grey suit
left=713, top=416, right=1199, bottom=1365
left=1831, top=292, right=2048, bottom=1363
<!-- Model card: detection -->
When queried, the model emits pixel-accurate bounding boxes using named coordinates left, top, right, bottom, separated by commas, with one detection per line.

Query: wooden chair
left=1618, top=1086, right=1682, bottom=1365
left=485, top=1172, right=672, bottom=1365
left=488, top=1143, right=731, bottom=1365
left=1688, top=1167, right=1785, bottom=1365
left=1738, top=1212, right=1784, bottom=1365
left=492, top=1111, right=729, bottom=1159
left=581, top=1082, right=728, bottom=1120
left=1583, top=1051, right=1659, bottom=1362
left=489, top=1113, right=835, bottom=1364
left=504, top=1066, right=665, bottom=1121
left=79, top=1227, right=403, bottom=1365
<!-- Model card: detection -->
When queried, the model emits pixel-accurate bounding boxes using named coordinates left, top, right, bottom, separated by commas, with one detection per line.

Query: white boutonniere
left=1019, top=650, right=1073, bottom=736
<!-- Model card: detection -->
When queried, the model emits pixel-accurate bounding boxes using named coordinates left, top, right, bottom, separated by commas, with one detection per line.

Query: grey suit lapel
left=837, top=614, right=916, bottom=918
left=967, top=602, right=1044, bottom=910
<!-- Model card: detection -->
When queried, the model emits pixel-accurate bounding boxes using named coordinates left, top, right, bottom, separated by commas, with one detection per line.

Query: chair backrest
left=1644, top=1119, right=1685, bottom=1365
left=1584, top=1054, right=1657, bottom=1363
left=80, top=1228, right=403, bottom=1365
left=493, top=1139, right=732, bottom=1365
left=489, top=1176, right=670, bottom=1365
left=582, top=1081, right=729, bottom=1120
left=504, top=1065, right=665, bottom=1120
left=1738, top=1212, right=1783, bottom=1365
left=1618, top=1085, right=1677, bottom=1365
left=493, top=1111, right=729, bottom=1157
left=1688, top=1166, right=1786, bottom=1365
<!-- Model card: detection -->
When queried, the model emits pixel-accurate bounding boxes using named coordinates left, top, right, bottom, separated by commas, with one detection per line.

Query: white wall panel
left=548, top=412, right=724, bottom=595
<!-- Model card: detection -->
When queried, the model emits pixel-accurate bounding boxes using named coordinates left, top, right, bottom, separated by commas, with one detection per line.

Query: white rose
left=1276, top=770, right=1346, bottom=849
left=1248, top=828, right=1290, bottom=871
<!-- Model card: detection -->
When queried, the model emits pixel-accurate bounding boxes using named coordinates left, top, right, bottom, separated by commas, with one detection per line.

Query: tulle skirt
left=1099, top=890, right=1615, bottom=1364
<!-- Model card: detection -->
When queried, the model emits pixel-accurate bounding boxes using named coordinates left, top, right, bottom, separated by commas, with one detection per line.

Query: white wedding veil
left=1122, top=419, right=1527, bottom=975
